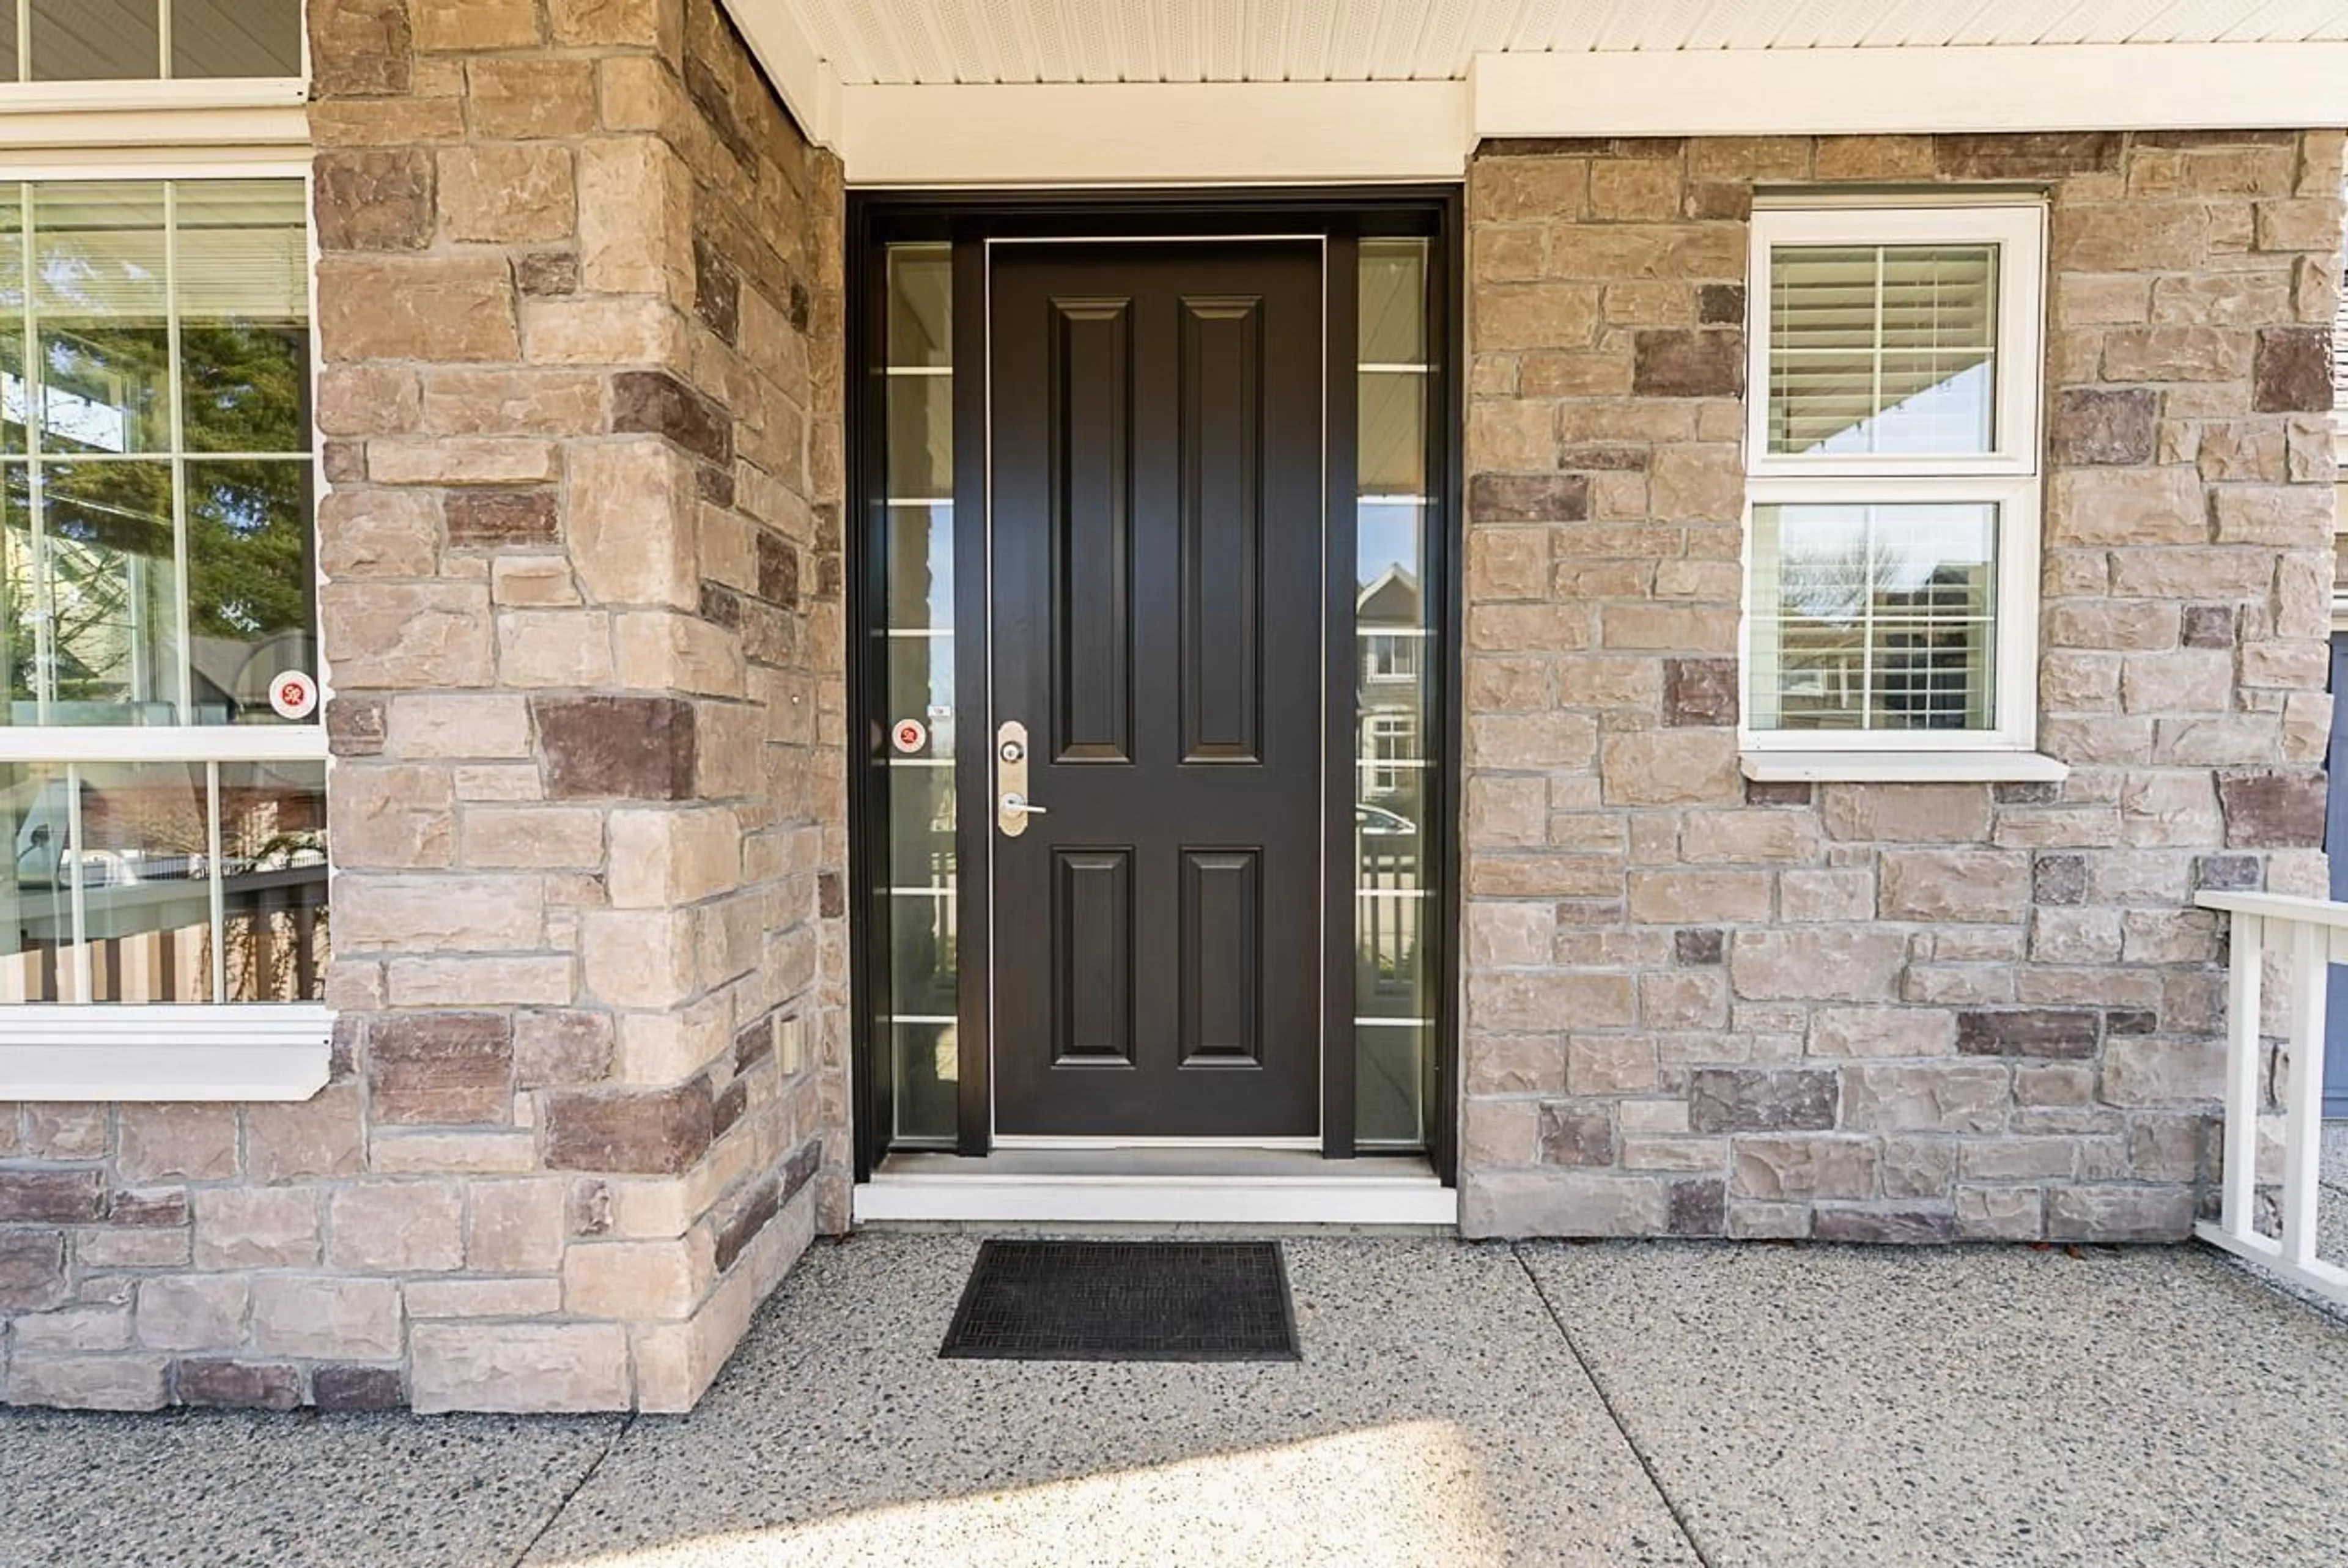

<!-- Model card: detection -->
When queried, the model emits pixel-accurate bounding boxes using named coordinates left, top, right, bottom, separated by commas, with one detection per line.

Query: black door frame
left=846, top=187, right=1463, bottom=1181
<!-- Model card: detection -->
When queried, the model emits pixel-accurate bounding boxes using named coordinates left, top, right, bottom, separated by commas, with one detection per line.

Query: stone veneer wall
left=0, top=0, right=848, bottom=1412
left=1462, top=131, right=2345, bottom=1242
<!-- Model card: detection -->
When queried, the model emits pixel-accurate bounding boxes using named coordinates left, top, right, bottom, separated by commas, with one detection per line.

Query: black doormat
left=939, top=1240, right=1301, bottom=1362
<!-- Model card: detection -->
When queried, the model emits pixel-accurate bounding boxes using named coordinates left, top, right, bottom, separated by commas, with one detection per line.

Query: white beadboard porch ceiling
left=725, top=0, right=2348, bottom=183
left=775, top=0, right=2348, bottom=85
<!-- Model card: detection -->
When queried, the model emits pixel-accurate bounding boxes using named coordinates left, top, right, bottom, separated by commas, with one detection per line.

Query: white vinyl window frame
left=1739, top=201, right=2065, bottom=785
left=0, top=105, right=327, bottom=1100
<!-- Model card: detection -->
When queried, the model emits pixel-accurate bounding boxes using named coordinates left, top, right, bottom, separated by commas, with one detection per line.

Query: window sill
left=1740, top=749, right=2069, bottom=784
left=0, top=1004, right=330, bottom=1102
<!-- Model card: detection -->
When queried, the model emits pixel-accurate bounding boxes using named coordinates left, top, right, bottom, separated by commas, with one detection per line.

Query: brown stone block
left=314, top=149, right=434, bottom=252
left=2217, top=768, right=2325, bottom=847
left=176, top=1360, right=303, bottom=1412
left=1811, top=1206, right=1958, bottom=1244
left=1631, top=329, right=1743, bottom=397
left=446, top=489, right=559, bottom=548
left=545, top=1080, right=715, bottom=1175
left=371, top=1012, right=515, bottom=1125
left=517, top=250, right=582, bottom=298
left=1469, top=473, right=1590, bottom=523
left=309, top=0, right=413, bottom=98
left=2050, top=388, right=2157, bottom=466
left=0, top=1169, right=103, bottom=1223
left=1689, top=1069, right=1838, bottom=1134
left=534, top=694, right=698, bottom=800
left=1935, top=132, right=2119, bottom=179
left=2253, top=326, right=2335, bottom=413
left=612, top=370, right=733, bottom=465
left=1663, top=657, right=1738, bottom=726
left=1955, top=1009, right=2100, bottom=1059
left=1536, top=1102, right=1616, bottom=1166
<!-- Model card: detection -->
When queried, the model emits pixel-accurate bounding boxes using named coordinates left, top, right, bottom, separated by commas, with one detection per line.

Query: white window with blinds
left=1741, top=202, right=2056, bottom=782
left=0, top=0, right=322, bottom=1099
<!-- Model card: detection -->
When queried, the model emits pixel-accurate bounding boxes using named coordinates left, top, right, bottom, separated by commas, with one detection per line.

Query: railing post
left=2221, top=909, right=2263, bottom=1238
left=2280, top=918, right=2328, bottom=1267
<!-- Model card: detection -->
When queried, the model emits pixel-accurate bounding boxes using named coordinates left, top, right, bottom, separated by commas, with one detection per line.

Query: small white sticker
left=892, top=718, right=928, bottom=754
left=268, top=671, right=319, bottom=721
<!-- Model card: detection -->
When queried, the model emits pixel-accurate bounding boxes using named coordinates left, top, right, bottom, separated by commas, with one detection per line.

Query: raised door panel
left=1178, top=296, right=1265, bottom=765
left=1180, top=848, right=1263, bottom=1066
left=1050, top=298, right=1135, bottom=764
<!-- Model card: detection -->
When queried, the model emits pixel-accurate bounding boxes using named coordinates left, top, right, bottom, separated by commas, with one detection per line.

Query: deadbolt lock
left=997, top=720, right=1036, bottom=837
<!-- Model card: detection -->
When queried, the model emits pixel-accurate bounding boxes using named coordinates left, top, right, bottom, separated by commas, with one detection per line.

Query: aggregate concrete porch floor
left=5, top=1234, right=2348, bottom=1567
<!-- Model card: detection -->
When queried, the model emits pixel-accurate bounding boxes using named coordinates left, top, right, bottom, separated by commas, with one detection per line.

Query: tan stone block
left=318, top=488, right=439, bottom=578
left=1466, top=902, right=1556, bottom=970
left=1598, top=603, right=1738, bottom=653
left=1468, top=852, right=1623, bottom=900
left=2254, top=197, right=2347, bottom=253
left=369, top=436, right=558, bottom=487
left=460, top=806, right=608, bottom=872
left=406, top=1278, right=566, bottom=1319
left=1621, top=1136, right=1726, bottom=1172
left=1599, top=729, right=1738, bottom=806
left=2050, top=201, right=2211, bottom=274
left=2, top=1355, right=168, bottom=1411
left=467, top=1179, right=569, bottom=1273
left=369, top=1131, right=539, bottom=1176
left=550, top=0, right=678, bottom=50
left=497, top=609, right=616, bottom=687
left=317, top=256, right=517, bottom=364
left=465, top=57, right=597, bottom=139
left=1470, top=972, right=1636, bottom=1032
left=1474, top=226, right=1546, bottom=282
left=423, top=368, right=604, bottom=437
left=1730, top=1135, right=1877, bottom=1199
left=1648, top=444, right=1742, bottom=522
left=331, top=763, right=456, bottom=870
left=2100, top=325, right=2253, bottom=381
left=1587, top=160, right=1682, bottom=221
left=386, top=955, right=577, bottom=1008
left=612, top=612, right=745, bottom=696
left=454, top=764, right=545, bottom=801
left=1808, top=1006, right=1954, bottom=1058
left=10, top=1304, right=133, bottom=1352
left=23, top=1104, right=105, bottom=1158
left=1465, top=776, right=1547, bottom=849
left=1468, top=602, right=1593, bottom=653
left=440, top=145, right=574, bottom=245
left=193, top=1187, right=320, bottom=1270
left=1679, top=810, right=1816, bottom=863
left=492, top=556, right=585, bottom=608
left=327, top=1182, right=464, bottom=1273
left=1518, top=349, right=1632, bottom=397
left=2212, top=485, right=2330, bottom=547
left=607, top=808, right=740, bottom=908
left=386, top=694, right=533, bottom=759
left=79, top=1229, right=190, bottom=1269
left=1468, top=711, right=1598, bottom=770
left=413, top=0, right=541, bottom=49
left=1878, top=849, right=2030, bottom=923
left=246, top=1084, right=367, bottom=1183
left=334, top=873, right=544, bottom=952
left=1731, top=928, right=1906, bottom=1002
left=322, top=581, right=495, bottom=690
left=580, top=909, right=698, bottom=1008
left=1651, top=558, right=1740, bottom=600
left=2046, top=467, right=2206, bottom=548
left=1473, top=157, right=1587, bottom=223
left=1460, top=1170, right=1668, bottom=1239
left=251, top=1276, right=403, bottom=1360
left=1818, top=784, right=1992, bottom=842
left=1814, top=135, right=1935, bottom=182
left=1474, top=281, right=1603, bottom=352
left=1778, top=867, right=1873, bottom=922
left=410, top=1322, right=629, bottom=1413
left=318, top=367, right=423, bottom=436
left=1545, top=223, right=1744, bottom=283
left=117, top=1105, right=238, bottom=1185
left=2054, top=273, right=2152, bottom=325
left=569, top=440, right=699, bottom=609
left=1842, top=1064, right=2009, bottom=1135
left=1625, top=870, right=1771, bottom=924
left=135, top=1276, right=248, bottom=1352
left=1639, top=970, right=1727, bottom=1031
left=1466, top=527, right=1551, bottom=602
left=563, top=1237, right=706, bottom=1319
left=578, top=137, right=693, bottom=298
left=520, top=296, right=689, bottom=367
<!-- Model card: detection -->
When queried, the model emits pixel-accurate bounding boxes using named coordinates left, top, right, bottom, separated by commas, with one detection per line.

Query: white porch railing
left=2195, top=891, right=2348, bottom=1305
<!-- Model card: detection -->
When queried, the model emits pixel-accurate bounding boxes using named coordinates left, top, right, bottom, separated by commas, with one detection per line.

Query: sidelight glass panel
left=879, top=243, right=959, bottom=1146
left=1355, top=238, right=1436, bottom=1150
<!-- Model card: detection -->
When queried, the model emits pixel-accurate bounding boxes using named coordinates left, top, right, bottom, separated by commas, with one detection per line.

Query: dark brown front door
left=989, top=240, right=1324, bottom=1140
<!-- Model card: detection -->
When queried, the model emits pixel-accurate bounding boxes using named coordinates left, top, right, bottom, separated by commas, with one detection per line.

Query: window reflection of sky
left=1359, top=502, right=1420, bottom=586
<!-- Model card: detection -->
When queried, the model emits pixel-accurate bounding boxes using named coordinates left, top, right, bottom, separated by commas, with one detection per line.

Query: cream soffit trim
left=0, top=79, right=308, bottom=149
left=1471, top=43, right=2348, bottom=142
left=714, top=13, right=2348, bottom=185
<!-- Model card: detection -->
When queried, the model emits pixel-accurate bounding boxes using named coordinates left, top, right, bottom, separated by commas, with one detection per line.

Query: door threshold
left=854, top=1149, right=1457, bottom=1228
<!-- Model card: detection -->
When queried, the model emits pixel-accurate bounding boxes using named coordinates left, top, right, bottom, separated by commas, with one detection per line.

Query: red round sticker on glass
left=270, top=671, right=319, bottom=721
left=892, top=718, right=928, bottom=755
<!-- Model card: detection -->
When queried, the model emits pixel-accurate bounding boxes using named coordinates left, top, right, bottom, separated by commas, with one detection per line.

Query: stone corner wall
left=0, top=0, right=849, bottom=1415
left=1460, top=130, right=2346, bottom=1245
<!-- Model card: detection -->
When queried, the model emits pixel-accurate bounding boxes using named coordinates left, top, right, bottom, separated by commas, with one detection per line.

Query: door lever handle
left=999, top=792, right=1047, bottom=817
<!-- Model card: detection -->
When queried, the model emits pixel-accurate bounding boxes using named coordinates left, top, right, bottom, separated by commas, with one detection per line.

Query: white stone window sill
left=0, top=1005, right=331, bottom=1103
left=1740, top=750, right=2069, bottom=784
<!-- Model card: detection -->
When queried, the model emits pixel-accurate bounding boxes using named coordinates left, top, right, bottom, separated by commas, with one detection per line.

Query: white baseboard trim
left=855, top=1173, right=1459, bottom=1228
